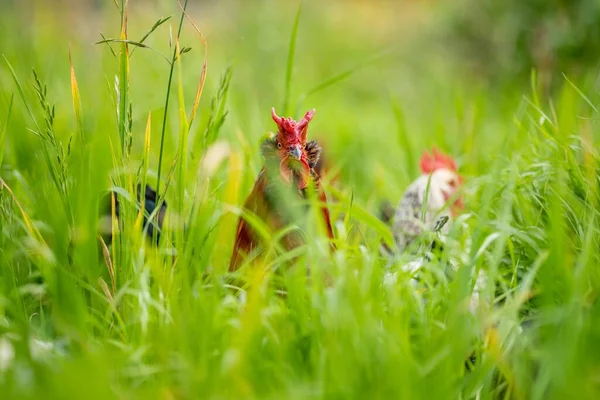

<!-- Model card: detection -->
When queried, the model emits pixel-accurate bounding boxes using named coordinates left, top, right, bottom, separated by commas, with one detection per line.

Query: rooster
left=99, top=184, right=167, bottom=244
left=381, top=148, right=487, bottom=314
left=386, top=147, right=463, bottom=255
left=229, top=108, right=334, bottom=271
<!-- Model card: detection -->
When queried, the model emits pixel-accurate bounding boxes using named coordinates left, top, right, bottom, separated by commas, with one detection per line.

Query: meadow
left=1, top=0, right=600, bottom=398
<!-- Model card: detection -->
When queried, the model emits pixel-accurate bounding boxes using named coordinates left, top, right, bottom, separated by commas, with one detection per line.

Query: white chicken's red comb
left=419, top=147, right=458, bottom=173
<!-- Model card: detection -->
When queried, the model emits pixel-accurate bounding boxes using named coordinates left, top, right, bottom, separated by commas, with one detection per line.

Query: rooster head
left=419, top=147, right=464, bottom=215
left=271, top=107, right=315, bottom=190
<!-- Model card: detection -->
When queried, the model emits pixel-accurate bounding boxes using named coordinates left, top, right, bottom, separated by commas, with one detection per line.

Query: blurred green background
left=1, top=0, right=600, bottom=398
left=3, top=0, right=600, bottom=199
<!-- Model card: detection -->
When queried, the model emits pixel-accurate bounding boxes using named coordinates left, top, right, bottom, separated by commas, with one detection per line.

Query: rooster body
left=229, top=108, right=334, bottom=271
left=389, top=150, right=463, bottom=255
left=382, top=149, right=487, bottom=314
left=99, top=184, right=167, bottom=244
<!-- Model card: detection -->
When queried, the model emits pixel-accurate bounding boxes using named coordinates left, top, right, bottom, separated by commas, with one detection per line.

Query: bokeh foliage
left=440, top=0, right=600, bottom=90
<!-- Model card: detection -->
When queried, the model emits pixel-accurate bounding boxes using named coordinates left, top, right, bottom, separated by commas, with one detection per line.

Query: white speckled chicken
left=380, top=148, right=463, bottom=257
left=381, top=148, right=487, bottom=314
left=392, top=148, right=463, bottom=253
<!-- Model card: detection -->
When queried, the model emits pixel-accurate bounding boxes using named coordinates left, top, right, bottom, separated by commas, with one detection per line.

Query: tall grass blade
left=0, top=93, right=13, bottom=167
left=175, top=37, right=190, bottom=248
left=69, top=49, right=85, bottom=149
left=295, top=48, right=393, bottom=114
left=136, top=112, right=152, bottom=237
left=0, top=177, right=47, bottom=246
left=282, top=0, right=303, bottom=115
left=117, top=5, right=130, bottom=157
left=563, top=74, right=599, bottom=114
left=156, top=0, right=189, bottom=198
left=130, top=16, right=172, bottom=55
left=202, top=68, right=232, bottom=149
left=178, top=1, right=208, bottom=127
left=98, top=32, right=118, bottom=58
left=2, top=55, right=41, bottom=132
left=390, top=98, right=415, bottom=176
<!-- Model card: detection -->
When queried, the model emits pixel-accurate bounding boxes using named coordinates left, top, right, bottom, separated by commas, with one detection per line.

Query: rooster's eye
left=277, top=142, right=282, bottom=149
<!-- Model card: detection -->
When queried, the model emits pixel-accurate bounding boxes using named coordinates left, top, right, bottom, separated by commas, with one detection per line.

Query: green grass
left=1, top=1, right=600, bottom=399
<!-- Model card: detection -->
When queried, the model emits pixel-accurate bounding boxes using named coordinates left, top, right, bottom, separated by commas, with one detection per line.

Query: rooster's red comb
left=420, top=147, right=458, bottom=174
left=271, top=108, right=315, bottom=140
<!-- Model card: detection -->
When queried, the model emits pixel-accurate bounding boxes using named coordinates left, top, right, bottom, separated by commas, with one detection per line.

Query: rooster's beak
left=288, top=144, right=303, bottom=160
